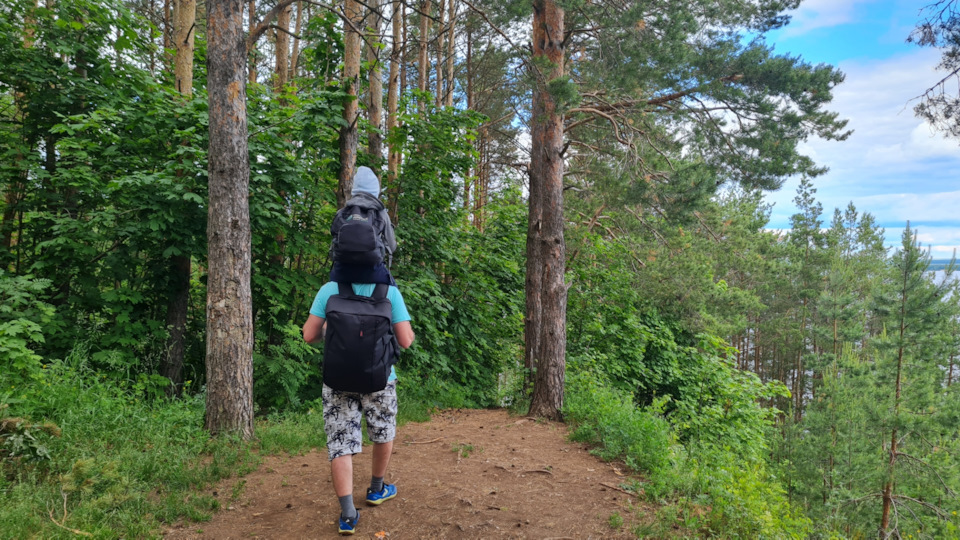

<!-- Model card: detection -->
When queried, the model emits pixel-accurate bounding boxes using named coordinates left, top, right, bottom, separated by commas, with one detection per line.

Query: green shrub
left=565, top=370, right=676, bottom=476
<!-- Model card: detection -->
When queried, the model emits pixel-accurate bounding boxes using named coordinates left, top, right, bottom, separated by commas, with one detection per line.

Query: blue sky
left=762, top=0, right=960, bottom=258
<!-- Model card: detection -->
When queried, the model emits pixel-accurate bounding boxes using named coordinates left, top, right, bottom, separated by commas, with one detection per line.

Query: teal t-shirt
left=309, top=282, right=411, bottom=382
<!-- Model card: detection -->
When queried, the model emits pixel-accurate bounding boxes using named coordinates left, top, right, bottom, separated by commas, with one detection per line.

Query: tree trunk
left=463, top=23, right=468, bottom=216
left=247, top=0, right=258, bottom=84
left=2, top=0, right=37, bottom=254
left=366, top=0, right=385, bottom=164
left=160, top=0, right=197, bottom=398
left=162, top=254, right=190, bottom=395
left=290, top=1, right=302, bottom=78
left=880, top=262, right=909, bottom=538
left=386, top=0, right=402, bottom=224
left=164, top=0, right=172, bottom=54
left=444, top=0, right=455, bottom=107
left=274, top=1, right=290, bottom=92
left=338, top=0, right=363, bottom=206
left=434, top=0, right=444, bottom=107
left=205, top=0, right=255, bottom=439
left=400, top=2, right=407, bottom=97
left=527, top=0, right=566, bottom=421
left=417, top=0, right=431, bottom=108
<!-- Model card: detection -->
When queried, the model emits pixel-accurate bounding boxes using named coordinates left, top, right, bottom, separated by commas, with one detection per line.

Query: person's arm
left=393, top=321, right=414, bottom=349
left=302, top=314, right=326, bottom=344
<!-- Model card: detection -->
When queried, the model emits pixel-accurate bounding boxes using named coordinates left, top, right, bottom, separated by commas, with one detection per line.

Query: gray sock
left=370, top=476, right=384, bottom=493
left=338, top=494, right=357, bottom=520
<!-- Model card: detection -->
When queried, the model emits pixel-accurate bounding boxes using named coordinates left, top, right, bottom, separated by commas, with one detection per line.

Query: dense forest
left=2, top=0, right=959, bottom=537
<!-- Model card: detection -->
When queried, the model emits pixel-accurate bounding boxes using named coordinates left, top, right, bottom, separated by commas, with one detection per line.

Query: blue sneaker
left=338, top=509, right=359, bottom=535
left=365, top=483, right=397, bottom=506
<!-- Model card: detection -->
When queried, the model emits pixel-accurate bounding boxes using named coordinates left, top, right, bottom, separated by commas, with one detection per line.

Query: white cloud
left=781, top=0, right=880, bottom=37
left=764, top=49, right=960, bottom=256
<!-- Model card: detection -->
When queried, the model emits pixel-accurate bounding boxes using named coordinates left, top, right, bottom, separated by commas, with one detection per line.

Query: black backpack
left=323, top=283, right=400, bottom=393
left=330, top=203, right=387, bottom=266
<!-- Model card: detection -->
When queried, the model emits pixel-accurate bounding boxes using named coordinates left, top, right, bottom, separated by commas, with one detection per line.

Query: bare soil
left=164, top=409, right=650, bottom=539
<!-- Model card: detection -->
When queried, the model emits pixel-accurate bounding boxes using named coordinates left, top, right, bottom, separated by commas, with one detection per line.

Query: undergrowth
left=564, top=370, right=813, bottom=539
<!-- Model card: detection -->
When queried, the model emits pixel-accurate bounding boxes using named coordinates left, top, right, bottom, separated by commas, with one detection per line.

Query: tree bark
left=444, top=0, right=455, bottom=107
left=273, top=1, right=290, bottom=92
left=247, top=0, right=257, bottom=84
left=386, top=0, right=402, bottom=224
left=435, top=0, right=444, bottom=107
left=366, top=0, right=385, bottom=164
left=400, top=2, right=407, bottom=97
left=290, top=1, right=302, bottom=78
left=205, top=0, right=255, bottom=439
left=417, top=0, right=431, bottom=108
left=338, top=0, right=363, bottom=206
left=527, top=0, right=566, bottom=421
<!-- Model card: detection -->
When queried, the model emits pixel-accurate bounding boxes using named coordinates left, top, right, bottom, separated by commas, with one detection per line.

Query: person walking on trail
left=329, top=166, right=398, bottom=286
left=302, top=278, right=414, bottom=535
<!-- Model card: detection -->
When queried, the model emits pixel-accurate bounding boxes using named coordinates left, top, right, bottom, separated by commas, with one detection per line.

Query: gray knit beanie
left=351, top=166, right=381, bottom=197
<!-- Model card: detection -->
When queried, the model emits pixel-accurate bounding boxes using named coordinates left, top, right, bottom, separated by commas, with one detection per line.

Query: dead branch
left=48, top=491, right=93, bottom=537
left=600, top=482, right=636, bottom=496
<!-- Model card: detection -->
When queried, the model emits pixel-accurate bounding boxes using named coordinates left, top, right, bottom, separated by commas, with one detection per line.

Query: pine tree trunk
left=2, top=0, right=36, bottom=254
left=164, top=0, right=172, bottom=54
left=290, top=1, right=302, bottom=78
left=417, top=0, right=431, bottom=108
left=464, top=23, right=474, bottom=222
left=366, top=0, right=385, bottom=164
left=880, top=261, right=909, bottom=537
left=434, top=0, right=444, bottom=107
left=205, top=0, right=254, bottom=439
left=173, top=0, right=196, bottom=94
left=160, top=0, right=197, bottom=398
left=444, top=0, right=455, bottom=107
left=400, top=2, right=407, bottom=96
left=338, top=0, right=363, bottom=206
left=527, top=0, right=566, bottom=421
left=247, top=0, right=257, bottom=84
left=386, top=0, right=402, bottom=224
left=274, top=2, right=290, bottom=92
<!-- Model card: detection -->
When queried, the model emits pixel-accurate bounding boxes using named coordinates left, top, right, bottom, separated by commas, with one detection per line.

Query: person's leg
left=323, top=385, right=364, bottom=527
left=331, top=455, right=354, bottom=496
left=362, top=382, right=398, bottom=504
left=371, top=440, right=393, bottom=478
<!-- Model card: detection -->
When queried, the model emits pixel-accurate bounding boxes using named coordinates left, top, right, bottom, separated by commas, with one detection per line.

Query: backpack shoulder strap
left=337, top=282, right=353, bottom=296
left=372, top=283, right=389, bottom=300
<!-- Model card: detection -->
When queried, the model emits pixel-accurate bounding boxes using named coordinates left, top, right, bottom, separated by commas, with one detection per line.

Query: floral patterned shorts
left=321, top=381, right=398, bottom=460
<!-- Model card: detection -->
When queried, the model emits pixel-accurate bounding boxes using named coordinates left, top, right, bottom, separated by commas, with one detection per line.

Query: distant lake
left=929, top=259, right=954, bottom=271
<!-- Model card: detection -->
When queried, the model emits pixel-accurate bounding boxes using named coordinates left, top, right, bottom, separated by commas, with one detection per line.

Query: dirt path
left=165, top=409, right=648, bottom=539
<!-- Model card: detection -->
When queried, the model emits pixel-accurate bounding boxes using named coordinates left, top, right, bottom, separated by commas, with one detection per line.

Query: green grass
left=0, top=360, right=454, bottom=539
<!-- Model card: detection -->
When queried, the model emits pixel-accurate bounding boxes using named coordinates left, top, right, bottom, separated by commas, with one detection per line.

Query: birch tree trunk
left=527, top=0, right=566, bottom=421
left=338, top=0, right=363, bottom=205
left=205, top=0, right=255, bottom=439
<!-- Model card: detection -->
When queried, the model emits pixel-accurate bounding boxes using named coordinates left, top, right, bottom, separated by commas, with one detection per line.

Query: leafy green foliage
left=0, top=273, right=54, bottom=385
